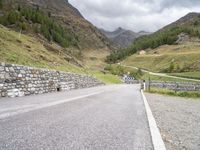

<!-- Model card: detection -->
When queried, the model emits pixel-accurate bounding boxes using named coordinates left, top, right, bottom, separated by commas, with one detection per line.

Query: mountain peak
left=100, top=28, right=150, bottom=48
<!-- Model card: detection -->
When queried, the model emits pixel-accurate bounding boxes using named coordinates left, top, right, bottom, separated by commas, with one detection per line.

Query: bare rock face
left=175, top=33, right=189, bottom=44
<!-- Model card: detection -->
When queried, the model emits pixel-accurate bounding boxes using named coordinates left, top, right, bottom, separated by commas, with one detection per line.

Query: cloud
left=69, top=0, right=200, bottom=32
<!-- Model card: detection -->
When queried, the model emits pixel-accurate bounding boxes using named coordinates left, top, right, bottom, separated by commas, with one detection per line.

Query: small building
left=139, top=50, right=146, bottom=55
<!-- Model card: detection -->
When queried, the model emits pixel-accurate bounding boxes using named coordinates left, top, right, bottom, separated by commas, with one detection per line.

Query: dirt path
left=145, top=93, right=200, bottom=150
left=121, top=64, right=200, bottom=82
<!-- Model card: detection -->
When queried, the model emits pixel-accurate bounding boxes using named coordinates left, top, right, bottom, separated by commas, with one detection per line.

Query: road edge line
left=141, top=90, right=166, bottom=150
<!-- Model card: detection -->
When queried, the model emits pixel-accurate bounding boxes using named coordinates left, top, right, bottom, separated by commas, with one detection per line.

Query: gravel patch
left=145, top=93, right=200, bottom=150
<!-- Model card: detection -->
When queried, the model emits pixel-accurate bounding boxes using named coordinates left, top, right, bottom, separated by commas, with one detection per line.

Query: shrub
left=7, top=11, right=20, bottom=24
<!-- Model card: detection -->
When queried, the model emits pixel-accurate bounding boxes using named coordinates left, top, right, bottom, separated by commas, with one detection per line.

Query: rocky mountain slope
left=100, top=27, right=150, bottom=48
left=0, top=0, right=114, bottom=68
left=162, top=12, right=200, bottom=30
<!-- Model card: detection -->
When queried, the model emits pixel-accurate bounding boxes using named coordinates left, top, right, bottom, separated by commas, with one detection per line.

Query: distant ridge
left=161, top=12, right=200, bottom=30
left=100, top=27, right=150, bottom=48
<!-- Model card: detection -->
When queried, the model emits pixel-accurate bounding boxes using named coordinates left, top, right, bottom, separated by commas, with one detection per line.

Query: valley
left=0, top=1, right=200, bottom=150
left=0, top=0, right=200, bottom=83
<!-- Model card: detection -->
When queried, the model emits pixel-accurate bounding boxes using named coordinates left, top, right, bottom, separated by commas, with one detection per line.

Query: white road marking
left=141, top=90, right=166, bottom=150
left=0, top=91, right=103, bottom=120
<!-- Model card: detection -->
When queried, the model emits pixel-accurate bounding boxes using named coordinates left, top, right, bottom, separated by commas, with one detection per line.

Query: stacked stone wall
left=0, top=63, right=104, bottom=98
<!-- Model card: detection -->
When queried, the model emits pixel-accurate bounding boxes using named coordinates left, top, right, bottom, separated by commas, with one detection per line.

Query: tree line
left=0, top=4, right=78, bottom=48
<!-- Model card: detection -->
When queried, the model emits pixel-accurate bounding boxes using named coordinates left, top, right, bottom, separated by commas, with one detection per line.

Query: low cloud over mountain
left=69, top=0, right=200, bottom=32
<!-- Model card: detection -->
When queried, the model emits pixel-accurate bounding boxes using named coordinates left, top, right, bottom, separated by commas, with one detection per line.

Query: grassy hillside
left=122, top=42, right=200, bottom=73
left=106, top=13, right=200, bottom=63
left=0, top=25, right=84, bottom=73
left=0, top=25, right=122, bottom=84
left=0, top=0, right=114, bottom=66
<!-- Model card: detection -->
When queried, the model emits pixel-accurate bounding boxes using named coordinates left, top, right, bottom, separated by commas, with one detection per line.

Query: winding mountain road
left=121, top=64, right=200, bottom=82
left=0, top=85, right=153, bottom=150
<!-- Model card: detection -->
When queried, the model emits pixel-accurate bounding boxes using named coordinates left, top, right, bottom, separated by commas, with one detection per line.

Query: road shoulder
left=141, top=90, right=166, bottom=150
left=145, top=93, right=200, bottom=150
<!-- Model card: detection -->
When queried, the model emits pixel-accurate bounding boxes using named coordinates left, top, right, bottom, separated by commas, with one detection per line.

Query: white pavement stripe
left=0, top=91, right=103, bottom=120
left=141, top=90, right=166, bottom=150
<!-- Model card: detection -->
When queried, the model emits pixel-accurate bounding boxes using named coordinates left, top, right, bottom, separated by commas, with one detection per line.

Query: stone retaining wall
left=0, top=63, right=104, bottom=98
left=145, top=80, right=200, bottom=91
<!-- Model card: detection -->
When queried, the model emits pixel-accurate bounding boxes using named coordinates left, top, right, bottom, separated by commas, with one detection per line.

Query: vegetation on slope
left=106, top=14, right=200, bottom=63
left=147, top=87, right=200, bottom=99
left=123, top=43, right=200, bottom=73
left=0, top=5, right=78, bottom=48
left=0, top=25, right=122, bottom=84
left=0, top=25, right=81, bottom=72
left=0, top=0, right=113, bottom=64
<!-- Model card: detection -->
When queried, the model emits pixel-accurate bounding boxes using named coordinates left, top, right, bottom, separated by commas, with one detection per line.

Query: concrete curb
left=141, top=90, right=166, bottom=150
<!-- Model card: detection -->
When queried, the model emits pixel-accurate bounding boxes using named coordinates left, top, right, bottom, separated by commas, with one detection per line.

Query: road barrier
left=145, top=80, right=200, bottom=92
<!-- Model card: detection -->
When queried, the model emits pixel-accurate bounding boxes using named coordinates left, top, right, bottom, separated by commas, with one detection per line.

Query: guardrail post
left=144, top=80, right=146, bottom=91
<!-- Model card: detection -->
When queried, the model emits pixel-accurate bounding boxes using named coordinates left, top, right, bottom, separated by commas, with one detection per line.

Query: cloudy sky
left=69, top=0, right=200, bottom=32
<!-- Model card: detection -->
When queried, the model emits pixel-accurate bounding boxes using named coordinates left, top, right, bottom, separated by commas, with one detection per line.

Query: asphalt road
left=0, top=85, right=152, bottom=150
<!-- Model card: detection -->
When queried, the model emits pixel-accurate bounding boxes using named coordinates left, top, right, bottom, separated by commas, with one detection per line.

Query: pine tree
left=0, top=0, right=3, bottom=8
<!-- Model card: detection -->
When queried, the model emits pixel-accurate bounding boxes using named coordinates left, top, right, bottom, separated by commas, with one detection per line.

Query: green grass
left=123, top=43, right=200, bottom=73
left=170, top=72, right=200, bottom=80
left=89, top=71, right=122, bottom=84
left=0, top=25, right=84, bottom=73
left=106, top=64, right=200, bottom=83
left=146, top=87, right=200, bottom=99
left=141, top=73, right=200, bottom=83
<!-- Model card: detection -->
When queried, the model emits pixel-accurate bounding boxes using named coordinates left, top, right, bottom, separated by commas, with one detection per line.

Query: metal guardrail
left=144, top=80, right=200, bottom=92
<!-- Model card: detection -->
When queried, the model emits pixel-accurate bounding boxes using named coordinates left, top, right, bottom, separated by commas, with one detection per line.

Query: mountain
left=26, top=0, right=83, bottom=18
left=0, top=0, right=114, bottom=68
left=161, top=12, right=200, bottom=30
left=100, top=27, right=150, bottom=48
left=107, top=12, right=200, bottom=63
left=117, top=12, right=200, bottom=73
